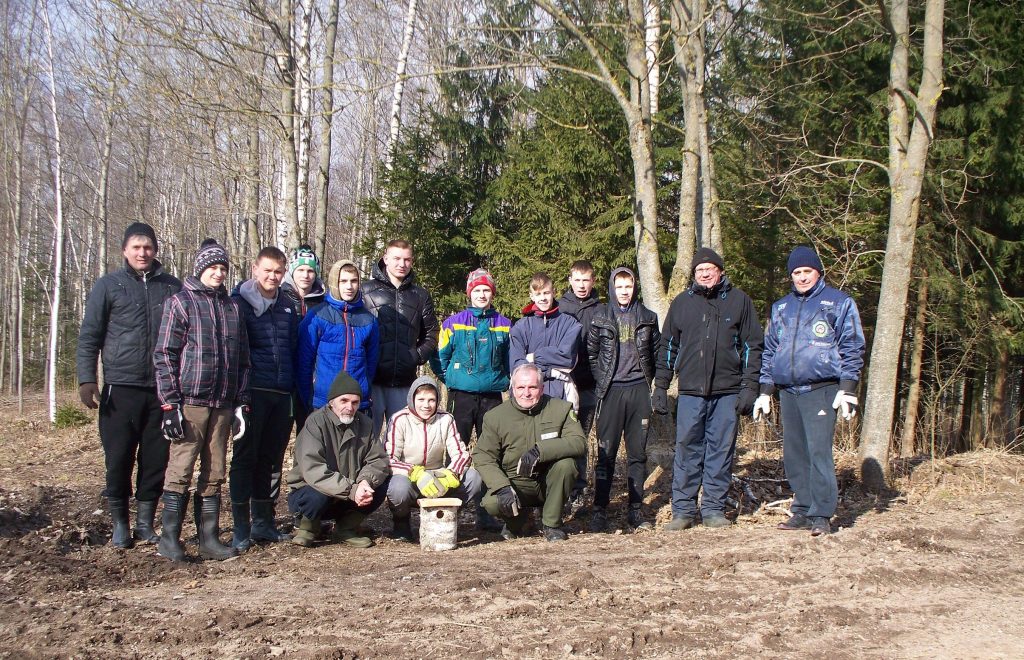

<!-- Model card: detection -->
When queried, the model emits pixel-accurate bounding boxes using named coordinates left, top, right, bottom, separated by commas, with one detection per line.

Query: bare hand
left=79, top=383, right=100, bottom=409
left=353, top=480, right=374, bottom=507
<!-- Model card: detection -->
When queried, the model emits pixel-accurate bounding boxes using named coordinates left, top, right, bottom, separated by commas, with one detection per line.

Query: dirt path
left=1, top=406, right=1022, bottom=658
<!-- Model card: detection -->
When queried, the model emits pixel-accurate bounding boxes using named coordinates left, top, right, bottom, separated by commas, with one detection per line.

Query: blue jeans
left=287, top=479, right=390, bottom=520
left=671, top=394, right=738, bottom=518
left=779, top=385, right=839, bottom=518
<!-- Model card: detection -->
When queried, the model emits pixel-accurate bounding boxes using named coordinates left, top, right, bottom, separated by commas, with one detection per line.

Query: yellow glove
left=436, top=468, right=460, bottom=491
left=408, top=465, right=427, bottom=483
left=415, top=472, right=446, bottom=498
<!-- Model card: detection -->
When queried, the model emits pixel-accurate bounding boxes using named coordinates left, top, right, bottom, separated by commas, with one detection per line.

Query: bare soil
left=1, top=402, right=1023, bottom=658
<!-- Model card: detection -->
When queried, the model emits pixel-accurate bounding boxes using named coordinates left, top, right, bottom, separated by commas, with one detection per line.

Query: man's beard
left=338, top=413, right=356, bottom=425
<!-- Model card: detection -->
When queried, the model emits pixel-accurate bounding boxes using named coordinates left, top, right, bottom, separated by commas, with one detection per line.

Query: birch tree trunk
left=274, top=0, right=300, bottom=249
left=899, top=269, right=928, bottom=457
left=315, top=0, right=340, bottom=259
left=294, top=0, right=313, bottom=244
left=385, top=0, right=419, bottom=167
left=644, top=0, right=661, bottom=116
left=860, top=0, right=945, bottom=490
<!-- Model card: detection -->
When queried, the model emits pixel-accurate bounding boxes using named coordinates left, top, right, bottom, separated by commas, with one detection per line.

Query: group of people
left=77, top=222, right=865, bottom=561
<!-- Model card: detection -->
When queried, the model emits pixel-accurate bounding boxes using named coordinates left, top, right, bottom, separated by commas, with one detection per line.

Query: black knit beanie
left=193, top=238, right=229, bottom=277
left=787, top=246, right=824, bottom=274
left=327, top=371, right=362, bottom=401
left=690, top=247, right=725, bottom=274
left=122, top=222, right=158, bottom=251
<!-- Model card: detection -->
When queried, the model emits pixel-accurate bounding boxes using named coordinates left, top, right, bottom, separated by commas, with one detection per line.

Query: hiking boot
left=193, top=493, right=238, bottom=561
left=664, top=516, right=696, bottom=531
left=251, top=499, right=290, bottom=542
left=589, top=506, right=608, bottom=533
left=627, top=505, right=653, bottom=531
left=133, top=499, right=159, bottom=544
left=778, top=514, right=812, bottom=531
left=542, top=525, right=568, bottom=542
left=702, top=513, right=732, bottom=528
left=230, top=500, right=253, bottom=552
left=810, top=517, right=831, bottom=536
left=291, top=516, right=320, bottom=548
left=391, top=516, right=415, bottom=542
left=157, top=491, right=188, bottom=562
left=331, top=511, right=373, bottom=548
left=107, top=497, right=134, bottom=549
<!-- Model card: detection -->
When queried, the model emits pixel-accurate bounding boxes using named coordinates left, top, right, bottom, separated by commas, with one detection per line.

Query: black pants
left=229, top=389, right=293, bottom=503
left=287, top=480, right=389, bottom=520
left=449, top=390, right=503, bottom=445
left=98, top=384, right=169, bottom=501
left=594, top=383, right=651, bottom=507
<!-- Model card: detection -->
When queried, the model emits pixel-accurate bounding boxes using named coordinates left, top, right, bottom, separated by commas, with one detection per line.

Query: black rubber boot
left=193, top=493, right=238, bottom=561
left=231, top=500, right=252, bottom=552
left=157, top=491, right=188, bottom=562
left=133, top=499, right=159, bottom=544
left=108, top=497, right=134, bottom=549
left=250, top=499, right=290, bottom=542
left=476, top=503, right=503, bottom=532
left=628, top=504, right=653, bottom=531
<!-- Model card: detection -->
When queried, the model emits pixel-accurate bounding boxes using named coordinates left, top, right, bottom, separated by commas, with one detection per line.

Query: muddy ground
left=1, top=400, right=1023, bottom=659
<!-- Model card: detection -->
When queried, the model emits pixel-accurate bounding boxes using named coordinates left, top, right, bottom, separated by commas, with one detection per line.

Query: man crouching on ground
left=287, top=371, right=391, bottom=548
left=473, top=364, right=586, bottom=542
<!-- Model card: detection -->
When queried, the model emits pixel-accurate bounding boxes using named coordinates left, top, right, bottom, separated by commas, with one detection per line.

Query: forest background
left=1, top=0, right=1021, bottom=488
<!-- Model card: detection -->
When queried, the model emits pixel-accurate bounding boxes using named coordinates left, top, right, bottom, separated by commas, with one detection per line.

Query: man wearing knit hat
left=76, top=222, right=182, bottom=549
left=287, top=371, right=391, bottom=548
left=282, top=244, right=326, bottom=318
left=755, top=246, right=865, bottom=537
left=653, top=247, right=763, bottom=531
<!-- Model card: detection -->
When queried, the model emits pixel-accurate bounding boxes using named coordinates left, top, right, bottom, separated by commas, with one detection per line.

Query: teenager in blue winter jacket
left=297, top=260, right=380, bottom=414
left=754, top=246, right=865, bottom=537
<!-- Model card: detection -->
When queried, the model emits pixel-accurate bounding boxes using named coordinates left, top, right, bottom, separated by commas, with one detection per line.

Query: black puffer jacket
left=586, top=268, right=660, bottom=399
left=76, top=261, right=182, bottom=387
left=654, top=275, right=763, bottom=396
left=558, top=289, right=602, bottom=390
left=231, top=282, right=299, bottom=392
left=361, top=259, right=439, bottom=387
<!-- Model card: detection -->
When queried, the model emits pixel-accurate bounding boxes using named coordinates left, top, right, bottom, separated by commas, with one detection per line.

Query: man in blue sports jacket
left=754, top=246, right=865, bottom=537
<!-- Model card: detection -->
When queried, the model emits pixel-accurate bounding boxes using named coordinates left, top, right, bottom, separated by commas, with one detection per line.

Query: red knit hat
left=466, top=268, right=496, bottom=296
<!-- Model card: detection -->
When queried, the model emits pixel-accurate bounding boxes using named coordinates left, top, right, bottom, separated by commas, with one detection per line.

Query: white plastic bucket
left=418, top=497, right=462, bottom=551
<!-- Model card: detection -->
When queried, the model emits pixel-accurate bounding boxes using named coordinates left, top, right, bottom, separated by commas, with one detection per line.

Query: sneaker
left=664, top=516, right=696, bottom=531
left=777, top=514, right=812, bottom=531
left=702, top=513, right=732, bottom=528
left=810, top=517, right=831, bottom=536
left=627, top=506, right=653, bottom=531
left=542, top=525, right=568, bottom=542
left=589, top=507, right=608, bottom=533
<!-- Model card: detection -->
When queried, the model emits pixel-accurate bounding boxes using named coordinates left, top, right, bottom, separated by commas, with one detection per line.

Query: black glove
left=161, top=405, right=184, bottom=440
left=493, top=486, right=521, bottom=518
left=735, top=388, right=757, bottom=416
left=516, top=445, right=541, bottom=477
left=651, top=388, right=669, bottom=415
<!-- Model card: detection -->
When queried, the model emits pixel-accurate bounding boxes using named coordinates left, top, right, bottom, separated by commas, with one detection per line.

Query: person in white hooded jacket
left=384, top=376, right=482, bottom=540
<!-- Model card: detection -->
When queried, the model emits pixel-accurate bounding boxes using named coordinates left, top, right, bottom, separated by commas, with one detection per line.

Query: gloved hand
left=735, top=388, right=757, bottom=416
left=79, top=383, right=100, bottom=409
left=832, top=390, right=859, bottom=420
left=161, top=405, right=184, bottom=440
left=409, top=465, right=446, bottom=498
left=516, top=445, right=541, bottom=477
left=752, top=394, right=772, bottom=421
left=232, top=405, right=250, bottom=441
left=651, top=388, right=669, bottom=415
left=493, top=486, right=521, bottom=518
left=436, top=468, right=461, bottom=491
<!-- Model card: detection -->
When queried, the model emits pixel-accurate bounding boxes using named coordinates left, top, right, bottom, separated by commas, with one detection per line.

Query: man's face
left=530, top=286, right=555, bottom=312
left=412, top=388, right=438, bottom=419
left=337, top=268, right=360, bottom=301
left=694, top=263, right=723, bottom=289
left=123, top=236, right=156, bottom=272
left=252, top=257, right=286, bottom=296
left=292, top=265, right=316, bottom=291
left=569, top=269, right=594, bottom=299
left=511, top=369, right=543, bottom=409
left=200, top=263, right=227, bottom=289
left=613, top=276, right=635, bottom=306
left=469, top=284, right=493, bottom=309
left=329, top=393, right=361, bottom=424
left=791, top=267, right=821, bottom=294
left=384, top=247, right=414, bottom=281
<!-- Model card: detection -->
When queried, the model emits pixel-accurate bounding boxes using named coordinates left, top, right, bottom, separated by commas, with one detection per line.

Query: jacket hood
left=371, top=258, right=418, bottom=290
left=234, top=279, right=277, bottom=316
left=324, top=290, right=364, bottom=311
left=184, top=275, right=227, bottom=297
left=607, top=266, right=638, bottom=311
left=521, top=301, right=560, bottom=318
left=559, top=288, right=600, bottom=308
left=407, top=375, right=441, bottom=419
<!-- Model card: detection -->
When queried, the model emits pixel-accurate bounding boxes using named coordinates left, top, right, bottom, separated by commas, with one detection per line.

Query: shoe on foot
left=664, top=516, right=696, bottom=531
left=391, top=516, right=415, bottom=542
left=702, top=513, right=732, bottom=528
left=589, top=507, right=608, bottom=533
left=542, top=525, right=568, bottom=542
left=627, top=505, right=652, bottom=531
left=778, top=514, right=812, bottom=531
left=810, top=517, right=831, bottom=536
left=291, top=516, right=320, bottom=548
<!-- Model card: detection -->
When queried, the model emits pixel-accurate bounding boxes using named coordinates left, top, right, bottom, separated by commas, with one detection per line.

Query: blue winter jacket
left=297, top=291, right=380, bottom=410
left=509, top=303, right=581, bottom=400
left=231, top=282, right=299, bottom=392
left=759, top=278, right=865, bottom=394
left=431, top=306, right=512, bottom=394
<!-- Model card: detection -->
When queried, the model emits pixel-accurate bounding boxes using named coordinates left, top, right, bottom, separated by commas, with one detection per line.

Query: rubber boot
left=331, top=511, right=372, bottom=548
left=231, top=500, right=253, bottom=552
left=193, top=493, right=238, bottom=561
left=250, top=499, right=290, bottom=542
left=157, top=491, right=188, bottom=562
left=108, top=497, right=134, bottom=549
left=133, top=499, right=159, bottom=544
left=391, top=515, right=414, bottom=542
left=291, top=516, right=320, bottom=547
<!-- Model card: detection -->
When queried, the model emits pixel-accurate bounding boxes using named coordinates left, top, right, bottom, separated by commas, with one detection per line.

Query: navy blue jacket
left=231, top=283, right=299, bottom=392
left=759, top=278, right=865, bottom=394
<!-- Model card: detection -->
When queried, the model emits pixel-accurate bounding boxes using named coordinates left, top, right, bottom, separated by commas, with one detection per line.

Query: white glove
left=232, top=405, right=249, bottom=441
left=832, top=390, right=858, bottom=420
left=752, top=394, right=772, bottom=421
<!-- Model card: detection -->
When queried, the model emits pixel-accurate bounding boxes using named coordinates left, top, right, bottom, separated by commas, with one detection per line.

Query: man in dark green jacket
left=473, top=364, right=586, bottom=542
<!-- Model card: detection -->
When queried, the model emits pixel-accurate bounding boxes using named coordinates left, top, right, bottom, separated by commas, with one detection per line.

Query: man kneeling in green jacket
left=287, top=371, right=391, bottom=548
left=473, top=363, right=586, bottom=542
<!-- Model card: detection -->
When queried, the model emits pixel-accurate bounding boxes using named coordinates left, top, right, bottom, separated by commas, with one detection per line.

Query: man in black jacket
left=76, top=222, right=182, bottom=548
left=361, top=239, right=439, bottom=439
left=652, top=248, right=763, bottom=530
